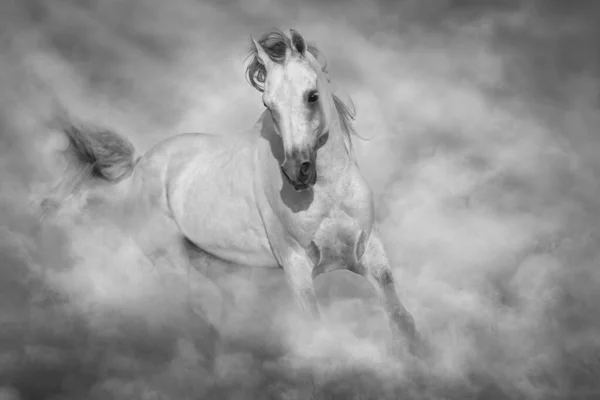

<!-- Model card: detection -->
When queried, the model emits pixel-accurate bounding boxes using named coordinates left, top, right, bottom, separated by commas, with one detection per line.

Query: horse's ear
left=252, top=36, right=273, bottom=69
left=290, top=29, right=306, bottom=56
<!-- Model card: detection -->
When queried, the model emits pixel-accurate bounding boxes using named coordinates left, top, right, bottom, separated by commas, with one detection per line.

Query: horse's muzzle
left=281, top=154, right=317, bottom=191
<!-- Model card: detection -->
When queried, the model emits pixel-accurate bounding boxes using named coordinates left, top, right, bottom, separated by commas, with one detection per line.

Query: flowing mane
left=245, top=29, right=361, bottom=145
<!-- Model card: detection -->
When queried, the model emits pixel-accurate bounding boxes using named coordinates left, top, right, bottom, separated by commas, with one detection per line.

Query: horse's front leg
left=352, top=231, right=419, bottom=357
left=282, top=249, right=321, bottom=320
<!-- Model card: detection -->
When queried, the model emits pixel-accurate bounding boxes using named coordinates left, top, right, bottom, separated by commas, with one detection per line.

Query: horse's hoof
left=40, top=198, right=59, bottom=213
left=390, top=338, right=411, bottom=360
left=391, top=331, right=427, bottom=361
left=409, top=334, right=432, bottom=362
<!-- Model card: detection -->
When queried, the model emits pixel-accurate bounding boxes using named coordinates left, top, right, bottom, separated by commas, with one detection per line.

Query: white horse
left=43, top=29, right=419, bottom=357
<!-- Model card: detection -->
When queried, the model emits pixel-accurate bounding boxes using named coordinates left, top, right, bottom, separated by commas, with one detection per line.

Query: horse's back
left=140, top=132, right=218, bottom=174
left=126, top=133, right=212, bottom=215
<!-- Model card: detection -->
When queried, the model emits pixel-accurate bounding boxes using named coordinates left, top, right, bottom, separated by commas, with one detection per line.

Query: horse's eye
left=307, top=91, right=319, bottom=104
left=317, top=131, right=329, bottom=148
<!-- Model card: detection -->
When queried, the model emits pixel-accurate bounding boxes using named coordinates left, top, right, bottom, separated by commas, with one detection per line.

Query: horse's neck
left=316, top=123, right=354, bottom=184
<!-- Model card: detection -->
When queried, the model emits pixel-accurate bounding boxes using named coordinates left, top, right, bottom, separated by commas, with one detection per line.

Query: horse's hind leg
left=213, top=263, right=253, bottom=328
left=351, top=231, right=418, bottom=357
left=146, top=233, right=221, bottom=362
left=193, top=255, right=253, bottom=329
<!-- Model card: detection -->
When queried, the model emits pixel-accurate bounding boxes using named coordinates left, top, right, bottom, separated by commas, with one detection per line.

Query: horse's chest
left=279, top=204, right=328, bottom=239
left=311, top=208, right=367, bottom=268
left=280, top=199, right=367, bottom=267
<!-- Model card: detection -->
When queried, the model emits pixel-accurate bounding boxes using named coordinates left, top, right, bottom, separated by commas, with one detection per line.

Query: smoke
left=1, top=0, right=600, bottom=398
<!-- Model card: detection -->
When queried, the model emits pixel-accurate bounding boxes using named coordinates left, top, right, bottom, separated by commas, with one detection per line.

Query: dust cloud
left=1, top=0, right=599, bottom=399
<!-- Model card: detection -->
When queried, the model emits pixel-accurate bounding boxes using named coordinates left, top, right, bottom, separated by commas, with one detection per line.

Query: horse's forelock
left=245, top=29, right=291, bottom=91
left=246, top=30, right=333, bottom=91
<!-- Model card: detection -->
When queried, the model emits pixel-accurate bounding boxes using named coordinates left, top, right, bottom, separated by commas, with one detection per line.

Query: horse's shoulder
left=338, top=166, right=374, bottom=224
left=339, top=165, right=372, bottom=200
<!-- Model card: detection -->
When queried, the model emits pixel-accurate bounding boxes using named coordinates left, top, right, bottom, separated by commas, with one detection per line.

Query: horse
left=42, top=28, right=419, bottom=357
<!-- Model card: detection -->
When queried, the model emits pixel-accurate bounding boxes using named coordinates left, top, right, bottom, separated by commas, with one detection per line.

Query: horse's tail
left=62, top=122, right=138, bottom=183
left=37, top=118, right=139, bottom=218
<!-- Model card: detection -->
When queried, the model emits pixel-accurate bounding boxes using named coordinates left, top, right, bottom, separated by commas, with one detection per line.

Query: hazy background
left=1, top=0, right=600, bottom=399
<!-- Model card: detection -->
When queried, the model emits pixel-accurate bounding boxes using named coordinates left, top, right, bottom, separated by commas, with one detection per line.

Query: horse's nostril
left=300, top=161, right=312, bottom=177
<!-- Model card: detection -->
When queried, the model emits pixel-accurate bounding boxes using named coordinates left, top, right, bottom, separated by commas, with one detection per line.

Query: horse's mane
left=245, top=29, right=360, bottom=144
